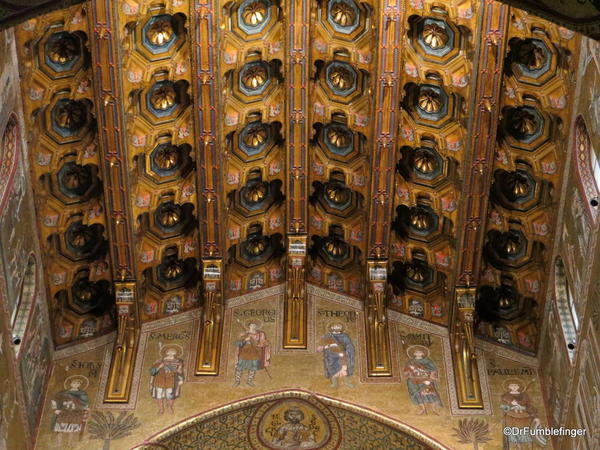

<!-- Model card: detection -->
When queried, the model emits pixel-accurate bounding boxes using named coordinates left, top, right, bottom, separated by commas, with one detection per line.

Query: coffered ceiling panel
left=10, top=0, right=581, bottom=373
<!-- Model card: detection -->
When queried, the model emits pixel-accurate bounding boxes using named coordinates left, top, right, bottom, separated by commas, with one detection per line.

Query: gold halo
left=245, top=319, right=263, bottom=330
left=502, top=377, right=525, bottom=392
left=325, top=321, right=346, bottom=334
left=406, top=344, right=429, bottom=358
left=160, top=343, right=183, bottom=357
left=64, top=374, right=89, bottom=390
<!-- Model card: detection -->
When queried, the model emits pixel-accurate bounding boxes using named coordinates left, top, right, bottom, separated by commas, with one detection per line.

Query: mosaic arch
left=134, top=390, right=450, bottom=450
left=573, top=116, right=600, bottom=223
left=0, top=114, right=20, bottom=213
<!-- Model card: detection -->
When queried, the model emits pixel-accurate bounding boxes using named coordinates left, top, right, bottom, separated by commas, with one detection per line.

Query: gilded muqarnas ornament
left=147, top=17, right=174, bottom=46
left=242, top=65, right=268, bottom=89
left=503, top=237, right=520, bottom=256
left=158, top=204, right=182, bottom=227
left=74, top=284, right=94, bottom=303
left=417, top=90, right=442, bottom=113
left=406, top=264, right=426, bottom=283
left=331, top=1, right=356, bottom=27
left=414, top=150, right=436, bottom=174
left=70, top=226, right=94, bottom=248
left=328, top=65, right=354, bottom=91
left=150, top=84, right=177, bottom=111
left=242, top=1, right=267, bottom=26
left=61, top=164, right=91, bottom=192
left=325, top=239, right=346, bottom=257
left=325, top=184, right=350, bottom=205
left=505, top=172, right=530, bottom=198
left=243, top=183, right=268, bottom=203
left=48, top=33, right=79, bottom=64
left=154, top=145, right=179, bottom=170
left=510, top=109, right=538, bottom=136
left=245, top=236, right=267, bottom=256
left=516, top=41, right=546, bottom=71
left=498, top=291, right=512, bottom=308
left=163, top=261, right=184, bottom=280
left=55, top=101, right=86, bottom=131
left=410, top=209, right=432, bottom=231
left=422, top=23, right=448, bottom=49
left=327, top=126, right=351, bottom=148
left=244, top=125, right=267, bottom=147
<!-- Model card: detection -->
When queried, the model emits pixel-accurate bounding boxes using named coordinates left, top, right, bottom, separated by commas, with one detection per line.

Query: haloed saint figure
left=234, top=321, right=271, bottom=387
left=403, top=345, right=442, bottom=415
left=149, top=344, right=184, bottom=414
left=501, top=378, right=546, bottom=449
left=51, top=375, right=89, bottom=443
left=317, top=323, right=355, bottom=387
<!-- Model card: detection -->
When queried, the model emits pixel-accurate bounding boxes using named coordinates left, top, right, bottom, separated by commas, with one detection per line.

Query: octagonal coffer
left=136, top=13, right=187, bottom=61
left=309, top=224, right=361, bottom=270
left=231, top=59, right=282, bottom=102
left=396, top=143, right=449, bottom=187
left=228, top=169, right=284, bottom=217
left=68, top=276, right=113, bottom=316
left=43, top=161, right=101, bottom=205
left=39, top=30, right=89, bottom=79
left=145, top=247, right=198, bottom=292
left=490, top=167, right=545, bottom=212
left=314, top=59, right=366, bottom=104
left=45, top=31, right=85, bottom=71
left=503, top=106, right=544, bottom=143
left=146, top=81, right=187, bottom=117
left=403, top=83, right=455, bottom=127
left=314, top=115, right=364, bottom=163
left=476, top=279, right=534, bottom=323
left=326, top=61, right=357, bottom=95
left=505, top=36, right=557, bottom=86
left=226, top=0, right=280, bottom=40
left=51, top=220, right=108, bottom=262
left=228, top=223, right=284, bottom=268
left=239, top=60, right=271, bottom=95
left=310, top=170, right=363, bottom=218
left=328, top=0, right=360, bottom=33
left=483, top=227, right=543, bottom=270
left=409, top=16, right=460, bottom=62
left=49, top=98, right=93, bottom=142
left=230, top=116, right=282, bottom=163
left=139, top=141, right=193, bottom=184
left=139, top=199, right=196, bottom=239
left=389, top=251, right=446, bottom=296
left=392, top=204, right=440, bottom=239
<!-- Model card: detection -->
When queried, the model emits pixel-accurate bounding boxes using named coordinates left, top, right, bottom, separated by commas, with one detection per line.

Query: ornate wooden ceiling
left=12, top=0, right=581, bottom=407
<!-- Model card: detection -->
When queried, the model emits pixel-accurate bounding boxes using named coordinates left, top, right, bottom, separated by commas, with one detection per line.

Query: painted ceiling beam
left=450, top=0, right=510, bottom=409
left=190, top=0, right=226, bottom=375
left=362, top=0, right=405, bottom=377
left=89, top=0, right=141, bottom=403
left=283, top=0, right=310, bottom=349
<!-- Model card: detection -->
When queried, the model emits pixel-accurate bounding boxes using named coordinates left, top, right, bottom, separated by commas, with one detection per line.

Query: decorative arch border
left=553, top=256, right=577, bottom=362
left=573, top=115, right=599, bottom=223
left=134, top=389, right=452, bottom=449
left=0, top=113, right=21, bottom=214
left=12, top=253, right=39, bottom=358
